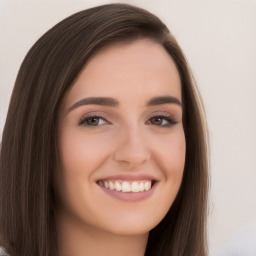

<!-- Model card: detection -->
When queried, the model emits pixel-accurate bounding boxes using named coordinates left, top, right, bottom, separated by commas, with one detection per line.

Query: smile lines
left=97, top=180, right=153, bottom=193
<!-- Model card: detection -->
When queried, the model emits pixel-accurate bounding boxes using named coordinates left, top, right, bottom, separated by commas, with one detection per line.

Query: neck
left=56, top=213, right=149, bottom=256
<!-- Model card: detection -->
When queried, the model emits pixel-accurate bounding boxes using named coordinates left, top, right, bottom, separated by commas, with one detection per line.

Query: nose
left=112, top=125, right=151, bottom=169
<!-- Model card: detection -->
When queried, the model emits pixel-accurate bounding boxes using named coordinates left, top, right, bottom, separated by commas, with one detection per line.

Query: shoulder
left=0, top=246, right=9, bottom=256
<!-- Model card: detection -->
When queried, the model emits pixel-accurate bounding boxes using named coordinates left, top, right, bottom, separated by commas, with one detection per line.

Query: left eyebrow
left=147, top=96, right=182, bottom=107
left=67, top=95, right=182, bottom=113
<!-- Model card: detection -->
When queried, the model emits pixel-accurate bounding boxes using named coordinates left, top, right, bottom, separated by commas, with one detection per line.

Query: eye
left=149, top=115, right=177, bottom=127
left=79, top=115, right=109, bottom=126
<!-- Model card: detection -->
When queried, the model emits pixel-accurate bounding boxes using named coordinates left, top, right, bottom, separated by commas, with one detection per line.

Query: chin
left=97, top=212, right=162, bottom=237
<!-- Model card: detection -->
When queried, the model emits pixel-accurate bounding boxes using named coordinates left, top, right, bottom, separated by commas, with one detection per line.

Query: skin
left=55, top=39, right=186, bottom=256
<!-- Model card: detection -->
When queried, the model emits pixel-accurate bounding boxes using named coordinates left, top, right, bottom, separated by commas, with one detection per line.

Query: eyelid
left=79, top=111, right=109, bottom=119
left=147, top=110, right=178, bottom=120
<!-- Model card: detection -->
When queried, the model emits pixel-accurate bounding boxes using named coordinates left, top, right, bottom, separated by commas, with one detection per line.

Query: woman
left=0, top=3, right=209, bottom=256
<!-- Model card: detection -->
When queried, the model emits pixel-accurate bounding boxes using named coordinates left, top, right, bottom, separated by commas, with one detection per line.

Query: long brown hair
left=0, top=3, right=209, bottom=256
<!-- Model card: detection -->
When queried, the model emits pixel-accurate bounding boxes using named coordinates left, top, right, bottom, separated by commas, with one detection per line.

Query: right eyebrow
left=67, top=97, right=119, bottom=112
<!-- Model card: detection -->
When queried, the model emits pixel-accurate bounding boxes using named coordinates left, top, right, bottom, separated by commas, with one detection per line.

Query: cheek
left=55, top=127, right=115, bottom=217
left=143, top=129, right=185, bottom=225
left=154, top=129, right=186, bottom=178
left=153, top=128, right=186, bottom=203
left=55, top=127, right=114, bottom=210
left=58, top=127, right=114, bottom=177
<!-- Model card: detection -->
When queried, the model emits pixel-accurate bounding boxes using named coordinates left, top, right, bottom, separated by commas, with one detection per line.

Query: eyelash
left=78, top=114, right=177, bottom=127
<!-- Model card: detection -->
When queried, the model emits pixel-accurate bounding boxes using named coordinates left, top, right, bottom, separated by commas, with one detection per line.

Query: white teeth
left=144, top=181, right=151, bottom=191
left=98, top=180, right=153, bottom=193
left=139, top=182, right=144, bottom=192
left=122, top=182, right=131, bottom=192
left=115, top=181, right=122, bottom=191
left=104, top=181, right=109, bottom=189
left=131, top=182, right=140, bottom=192
left=109, top=181, right=115, bottom=190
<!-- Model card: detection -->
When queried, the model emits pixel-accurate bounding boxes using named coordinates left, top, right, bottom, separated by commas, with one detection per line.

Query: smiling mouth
left=97, top=180, right=156, bottom=193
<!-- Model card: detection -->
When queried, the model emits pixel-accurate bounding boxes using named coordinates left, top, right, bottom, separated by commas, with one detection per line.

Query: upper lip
left=97, top=174, right=158, bottom=181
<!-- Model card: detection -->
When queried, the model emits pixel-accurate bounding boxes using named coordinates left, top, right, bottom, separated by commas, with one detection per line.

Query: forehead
left=64, top=39, right=181, bottom=106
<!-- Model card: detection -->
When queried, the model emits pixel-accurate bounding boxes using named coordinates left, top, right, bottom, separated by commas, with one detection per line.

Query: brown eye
left=149, top=115, right=177, bottom=127
left=79, top=116, right=108, bottom=126
left=86, top=117, right=100, bottom=126
left=151, top=116, right=163, bottom=125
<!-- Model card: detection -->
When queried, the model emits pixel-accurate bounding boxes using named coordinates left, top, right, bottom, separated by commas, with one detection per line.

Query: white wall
left=0, top=1, right=256, bottom=255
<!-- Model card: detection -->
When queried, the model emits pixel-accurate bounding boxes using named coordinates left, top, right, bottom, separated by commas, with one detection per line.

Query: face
left=55, top=39, right=186, bottom=237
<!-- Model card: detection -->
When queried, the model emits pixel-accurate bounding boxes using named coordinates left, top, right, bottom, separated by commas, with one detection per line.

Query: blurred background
left=0, top=0, right=255, bottom=255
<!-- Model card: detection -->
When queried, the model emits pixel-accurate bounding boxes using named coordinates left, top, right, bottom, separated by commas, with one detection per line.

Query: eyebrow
left=67, top=96, right=182, bottom=112
left=147, top=96, right=182, bottom=107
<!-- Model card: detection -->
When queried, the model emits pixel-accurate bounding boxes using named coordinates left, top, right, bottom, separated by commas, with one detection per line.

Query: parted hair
left=0, top=3, right=209, bottom=256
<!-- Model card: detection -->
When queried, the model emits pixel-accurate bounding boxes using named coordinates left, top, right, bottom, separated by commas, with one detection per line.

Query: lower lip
left=98, top=182, right=157, bottom=202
